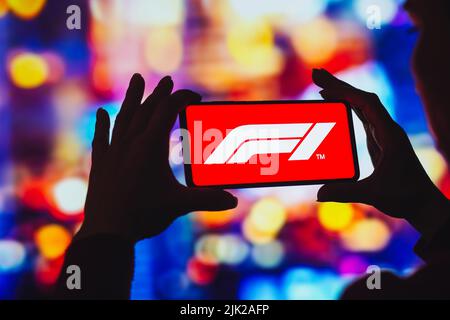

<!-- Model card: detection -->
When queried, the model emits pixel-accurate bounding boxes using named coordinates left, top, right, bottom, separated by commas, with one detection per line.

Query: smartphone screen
left=179, top=100, right=359, bottom=188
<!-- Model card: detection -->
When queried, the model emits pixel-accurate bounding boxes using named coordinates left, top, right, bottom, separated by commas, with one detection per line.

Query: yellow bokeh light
left=145, top=27, right=183, bottom=74
left=292, top=17, right=338, bottom=66
left=242, top=218, right=276, bottom=244
left=249, top=198, right=287, bottom=234
left=340, top=218, right=391, bottom=252
left=416, top=147, right=447, bottom=184
left=0, top=0, right=8, bottom=17
left=7, top=0, right=46, bottom=19
left=35, top=224, right=71, bottom=259
left=9, top=53, right=49, bottom=89
left=318, top=202, right=354, bottom=231
left=53, top=134, right=83, bottom=165
left=226, top=21, right=282, bottom=76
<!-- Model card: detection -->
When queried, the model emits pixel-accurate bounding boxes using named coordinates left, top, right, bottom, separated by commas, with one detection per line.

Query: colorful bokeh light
left=145, top=27, right=183, bottom=74
left=292, top=17, right=338, bottom=66
left=226, top=20, right=282, bottom=76
left=34, top=224, right=72, bottom=260
left=51, top=177, right=87, bottom=216
left=8, top=52, right=49, bottom=89
left=318, top=202, right=354, bottom=232
left=7, top=0, right=46, bottom=19
left=251, top=240, right=284, bottom=269
left=193, top=209, right=236, bottom=228
left=340, top=218, right=391, bottom=252
left=187, top=257, right=218, bottom=286
left=248, top=198, right=287, bottom=235
left=0, top=0, right=8, bottom=17
left=0, top=240, right=26, bottom=272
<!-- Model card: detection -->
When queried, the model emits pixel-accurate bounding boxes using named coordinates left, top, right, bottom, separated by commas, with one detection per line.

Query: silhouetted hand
left=312, top=68, right=449, bottom=236
left=76, top=74, right=237, bottom=242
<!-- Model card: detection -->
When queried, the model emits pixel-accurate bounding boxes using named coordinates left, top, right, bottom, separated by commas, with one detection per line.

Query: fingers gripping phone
left=179, top=100, right=359, bottom=188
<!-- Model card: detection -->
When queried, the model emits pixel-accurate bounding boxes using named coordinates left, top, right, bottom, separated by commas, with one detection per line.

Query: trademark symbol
left=316, top=153, right=326, bottom=160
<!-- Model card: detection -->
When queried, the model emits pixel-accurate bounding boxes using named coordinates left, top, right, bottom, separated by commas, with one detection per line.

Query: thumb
left=178, top=188, right=238, bottom=213
left=317, top=179, right=371, bottom=204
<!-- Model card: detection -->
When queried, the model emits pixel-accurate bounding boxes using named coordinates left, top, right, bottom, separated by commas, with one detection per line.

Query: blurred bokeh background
left=0, top=0, right=449, bottom=299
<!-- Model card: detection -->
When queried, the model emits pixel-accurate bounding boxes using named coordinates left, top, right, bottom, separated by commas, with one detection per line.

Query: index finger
left=111, top=73, right=145, bottom=145
left=312, top=68, right=396, bottom=141
left=143, top=89, right=201, bottom=141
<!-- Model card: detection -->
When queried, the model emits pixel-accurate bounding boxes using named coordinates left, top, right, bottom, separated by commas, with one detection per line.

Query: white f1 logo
left=204, top=122, right=336, bottom=164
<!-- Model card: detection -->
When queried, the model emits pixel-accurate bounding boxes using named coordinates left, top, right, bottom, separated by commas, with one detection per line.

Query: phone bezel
left=179, top=100, right=360, bottom=189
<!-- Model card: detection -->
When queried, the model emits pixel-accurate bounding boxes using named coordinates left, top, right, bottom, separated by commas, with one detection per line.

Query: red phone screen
left=180, top=101, right=359, bottom=188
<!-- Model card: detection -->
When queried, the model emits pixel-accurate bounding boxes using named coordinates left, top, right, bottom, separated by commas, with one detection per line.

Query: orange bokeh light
left=35, top=224, right=72, bottom=260
left=193, top=209, right=236, bottom=228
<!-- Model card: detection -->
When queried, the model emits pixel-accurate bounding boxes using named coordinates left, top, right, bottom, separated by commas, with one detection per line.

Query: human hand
left=77, top=74, right=237, bottom=242
left=312, top=68, right=449, bottom=235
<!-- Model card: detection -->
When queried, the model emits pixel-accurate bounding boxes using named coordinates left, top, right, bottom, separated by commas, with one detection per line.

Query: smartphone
left=179, top=100, right=359, bottom=188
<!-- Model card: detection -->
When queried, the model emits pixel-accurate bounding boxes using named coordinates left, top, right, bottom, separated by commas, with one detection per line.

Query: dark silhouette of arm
left=414, top=203, right=450, bottom=262
left=54, top=74, right=237, bottom=299
left=55, top=235, right=134, bottom=299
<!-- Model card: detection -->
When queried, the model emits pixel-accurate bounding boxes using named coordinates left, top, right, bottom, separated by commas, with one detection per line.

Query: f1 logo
left=180, top=101, right=358, bottom=188
left=204, top=122, right=335, bottom=164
